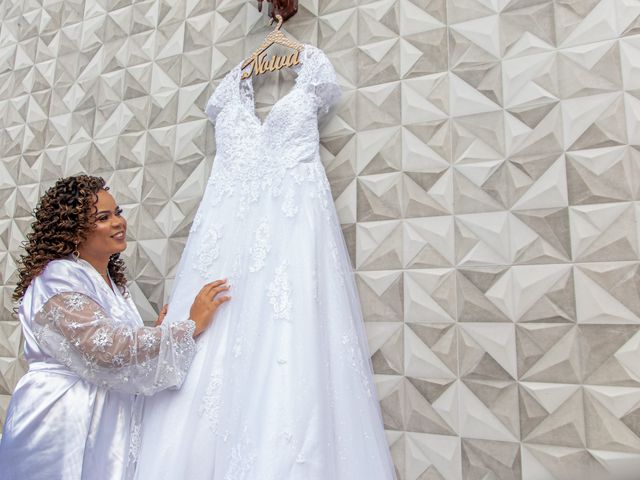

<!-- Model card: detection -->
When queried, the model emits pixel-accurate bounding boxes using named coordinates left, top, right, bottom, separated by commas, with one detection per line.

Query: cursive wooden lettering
left=242, top=49, right=300, bottom=78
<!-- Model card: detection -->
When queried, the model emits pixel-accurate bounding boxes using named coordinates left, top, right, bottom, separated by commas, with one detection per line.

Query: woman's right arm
left=32, top=281, right=230, bottom=395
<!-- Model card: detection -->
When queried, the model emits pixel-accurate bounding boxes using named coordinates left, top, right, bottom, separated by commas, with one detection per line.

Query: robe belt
left=27, top=362, right=78, bottom=378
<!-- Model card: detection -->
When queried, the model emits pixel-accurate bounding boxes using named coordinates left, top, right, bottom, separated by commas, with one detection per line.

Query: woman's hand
left=190, top=279, right=231, bottom=337
left=155, top=304, right=169, bottom=326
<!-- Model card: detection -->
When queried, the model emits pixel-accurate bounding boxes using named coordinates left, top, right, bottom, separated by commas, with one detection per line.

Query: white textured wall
left=2, top=0, right=640, bottom=478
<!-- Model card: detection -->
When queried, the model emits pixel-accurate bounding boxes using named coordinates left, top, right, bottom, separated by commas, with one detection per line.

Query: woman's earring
left=73, top=243, right=80, bottom=260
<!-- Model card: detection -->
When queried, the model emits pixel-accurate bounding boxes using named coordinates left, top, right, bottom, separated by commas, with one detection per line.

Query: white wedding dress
left=134, top=44, right=396, bottom=479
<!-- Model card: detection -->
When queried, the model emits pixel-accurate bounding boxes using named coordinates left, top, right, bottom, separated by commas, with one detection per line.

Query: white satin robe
left=0, top=256, right=197, bottom=479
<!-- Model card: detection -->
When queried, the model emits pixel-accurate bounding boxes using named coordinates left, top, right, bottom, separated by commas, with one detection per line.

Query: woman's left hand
left=155, top=304, right=169, bottom=326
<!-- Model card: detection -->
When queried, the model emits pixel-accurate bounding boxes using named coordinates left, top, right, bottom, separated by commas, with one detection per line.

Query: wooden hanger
left=241, top=14, right=304, bottom=79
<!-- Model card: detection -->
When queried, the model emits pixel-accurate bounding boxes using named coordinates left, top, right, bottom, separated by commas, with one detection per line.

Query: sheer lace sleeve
left=205, top=67, right=238, bottom=124
left=33, top=292, right=197, bottom=395
left=309, top=49, right=342, bottom=116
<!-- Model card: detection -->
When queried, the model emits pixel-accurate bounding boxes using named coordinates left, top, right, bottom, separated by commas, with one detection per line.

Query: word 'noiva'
left=242, top=50, right=300, bottom=78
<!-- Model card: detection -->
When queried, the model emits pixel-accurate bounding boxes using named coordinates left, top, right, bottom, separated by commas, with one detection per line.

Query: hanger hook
left=273, top=14, right=284, bottom=29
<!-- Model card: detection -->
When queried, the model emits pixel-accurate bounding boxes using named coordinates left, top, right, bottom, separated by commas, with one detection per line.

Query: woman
left=0, top=175, right=230, bottom=479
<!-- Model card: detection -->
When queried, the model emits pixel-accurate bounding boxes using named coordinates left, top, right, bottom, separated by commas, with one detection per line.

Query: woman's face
left=77, top=189, right=127, bottom=259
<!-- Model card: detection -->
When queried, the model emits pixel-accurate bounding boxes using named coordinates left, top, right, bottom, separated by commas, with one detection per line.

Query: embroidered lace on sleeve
left=309, top=51, right=341, bottom=116
left=33, top=292, right=196, bottom=395
left=205, top=68, right=237, bottom=124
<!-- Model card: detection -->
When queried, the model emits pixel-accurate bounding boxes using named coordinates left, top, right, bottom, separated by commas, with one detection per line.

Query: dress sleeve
left=204, top=68, right=237, bottom=124
left=33, top=291, right=197, bottom=395
left=310, top=51, right=342, bottom=116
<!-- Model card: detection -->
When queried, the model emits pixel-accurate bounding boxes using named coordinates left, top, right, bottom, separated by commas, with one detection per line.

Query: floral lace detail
left=232, top=333, right=244, bottom=358
left=190, top=211, right=203, bottom=233
left=329, top=237, right=345, bottom=287
left=224, top=427, right=257, bottom=480
left=194, top=225, right=222, bottom=277
left=281, top=187, right=298, bottom=218
left=64, top=292, right=90, bottom=311
left=128, top=418, right=141, bottom=465
left=46, top=305, right=64, bottom=323
left=208, top=158, right=327, bottom=219
left=200, top=371, right=224, bottom=432
left=32, top=292, right=197, bottom=395
left=90, top=327, right=114, bottom=351
left=268, top=262, right=292, bottom=322
left=294, top=45, right=341, bottom=116
left=139, top=329, right=159, bottom=351
left=228, top=252, right=245, bottom=358
left=204, top=45, right=341, bottom=219
left=340, top=329, right=372, bottom=398
left=112, top=352, right=126, bottom=367
left=249, top=220, right=271, bottom=272
left=228, top=253, right=243, bottom=286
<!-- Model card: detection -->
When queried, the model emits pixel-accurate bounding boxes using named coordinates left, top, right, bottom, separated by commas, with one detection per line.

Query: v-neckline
left=237, top=44, right=309, bottom=128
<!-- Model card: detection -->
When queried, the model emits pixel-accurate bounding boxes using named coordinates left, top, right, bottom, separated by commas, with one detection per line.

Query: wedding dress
left=134, top=44, right=396, bottom=479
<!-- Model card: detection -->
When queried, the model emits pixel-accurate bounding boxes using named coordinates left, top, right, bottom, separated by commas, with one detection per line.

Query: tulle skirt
left=134, top=160, right=396, bottom=479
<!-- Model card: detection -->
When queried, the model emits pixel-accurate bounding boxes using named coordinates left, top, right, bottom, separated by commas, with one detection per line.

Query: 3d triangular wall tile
left=2, top=0, right=640, bottom=477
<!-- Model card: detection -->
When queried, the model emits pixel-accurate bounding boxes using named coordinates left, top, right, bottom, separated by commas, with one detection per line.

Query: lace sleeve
left=311, top=51, right=342, bottom=116
left=205, top=68, right=237, bottom=124
left=33, top=292, right=197, bottom=395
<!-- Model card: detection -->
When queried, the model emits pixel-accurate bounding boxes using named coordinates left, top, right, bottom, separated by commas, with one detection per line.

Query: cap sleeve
left=307, top=47, right=342, bottom=116
left=204, top=67, right=238, bottom=124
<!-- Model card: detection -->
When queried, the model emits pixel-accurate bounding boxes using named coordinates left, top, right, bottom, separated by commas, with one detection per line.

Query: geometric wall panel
left=2, top=0, right=640, bottom=477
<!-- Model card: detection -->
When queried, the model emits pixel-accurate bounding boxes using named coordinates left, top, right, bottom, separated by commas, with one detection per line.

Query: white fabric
left=135, top=45, right=396, bottom=479
left=0, top=256, right=196, bottom=480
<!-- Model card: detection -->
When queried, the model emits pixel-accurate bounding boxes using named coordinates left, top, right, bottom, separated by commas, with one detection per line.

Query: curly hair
left=13, top=175, right=128, bottom=304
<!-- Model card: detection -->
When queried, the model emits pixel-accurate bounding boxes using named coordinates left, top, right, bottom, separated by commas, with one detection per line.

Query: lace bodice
left=203, top=45, right=341, bottom=214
